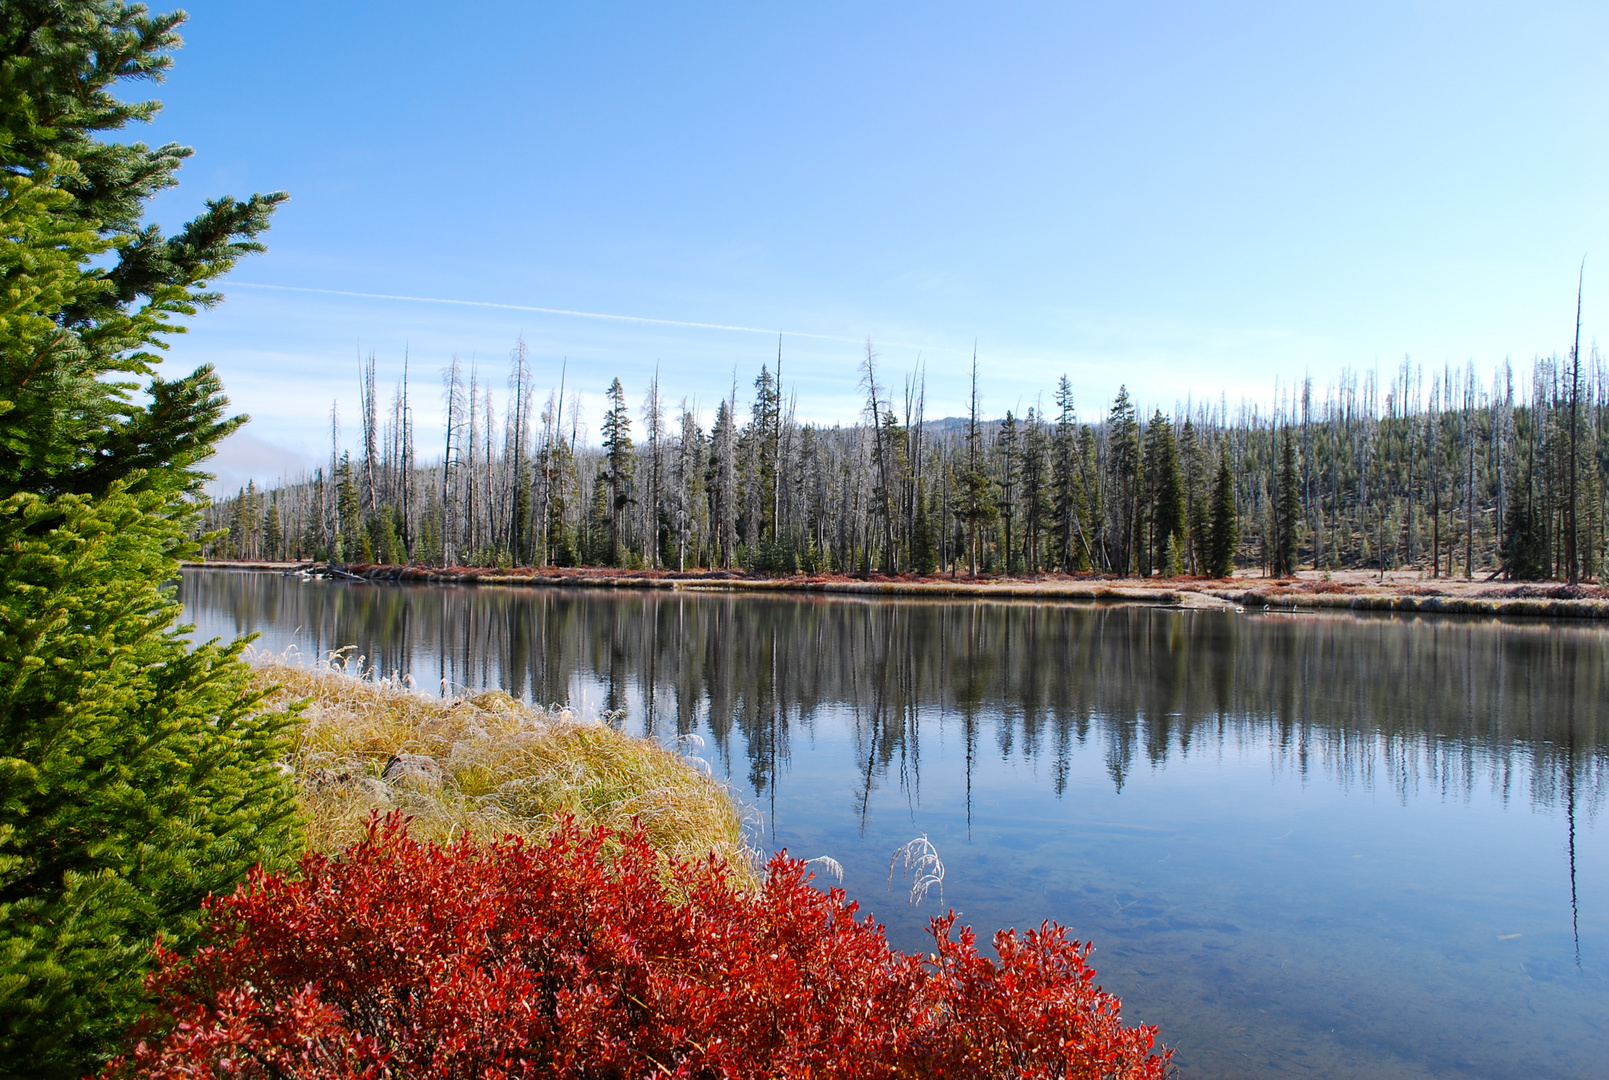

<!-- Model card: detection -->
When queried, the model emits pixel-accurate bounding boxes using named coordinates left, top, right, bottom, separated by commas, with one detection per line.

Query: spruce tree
left=1181, top=418, right=1210, bottom=575
left=0, top=4, right=284, bottom=503
left=1143, top=410, right=1184, bottom=574
left=587, top=464, right=614, bottom=564
left=0, top=5, right=298, bottom=1074
left=226, top=483, right=250, bottom=557
left=997, top=411, right=1019, bottom=573
left=1074, top=425, right=1101, bottom=570
left=601, top=378, right=635, bottom=566
left=1162, top=531, right=1182, bottom=578
left=1051, top=377, right=1079, bottom=570
left=1273, top=426, right=1301, bottom=578
left=1105, top=388, right=1141, bottom=574
left=1020, top=410, right=1051, bottom=572
left=1500, top=478, right=1548, bottom=580
left=335, top=453, right=361, bottom=561
left=368, top=510, right=401, bottom=566
left=911, top=495, right=939, bottom=576
left=750, top=365, right=781, bottom=542
left=1206, top=449, right=1239, bottom=578
left=262, top=493, right=283, bottom=560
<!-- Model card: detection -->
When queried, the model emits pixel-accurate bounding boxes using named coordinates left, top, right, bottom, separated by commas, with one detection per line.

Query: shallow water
left=180, top=569, right=1608, bottom=1079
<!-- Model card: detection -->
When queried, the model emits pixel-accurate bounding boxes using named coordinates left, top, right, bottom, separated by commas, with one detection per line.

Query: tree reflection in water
left=182, top=571, right=1607, bottom=822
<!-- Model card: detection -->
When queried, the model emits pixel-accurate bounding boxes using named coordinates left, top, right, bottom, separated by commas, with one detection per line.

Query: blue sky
left=136, top=2, right=1609, bottom=487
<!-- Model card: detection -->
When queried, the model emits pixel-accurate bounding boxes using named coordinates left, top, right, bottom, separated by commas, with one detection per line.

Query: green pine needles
left=0, top=490, right=300, bottom=1075
left=1206, top=449, right=1239, bottom=579
left=0, top=3, right=297, bottom=1075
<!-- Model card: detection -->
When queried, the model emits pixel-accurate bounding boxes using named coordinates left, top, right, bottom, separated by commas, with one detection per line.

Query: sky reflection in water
left=180, top=570, right=1607, bottom=1080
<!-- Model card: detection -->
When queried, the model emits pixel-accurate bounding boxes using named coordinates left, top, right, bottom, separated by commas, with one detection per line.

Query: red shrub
left=103, top=816, right=1168, bottom=1079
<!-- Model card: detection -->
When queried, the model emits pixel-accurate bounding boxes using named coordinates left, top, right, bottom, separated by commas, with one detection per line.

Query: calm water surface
left=180, top=569, right=1608, bottom=1080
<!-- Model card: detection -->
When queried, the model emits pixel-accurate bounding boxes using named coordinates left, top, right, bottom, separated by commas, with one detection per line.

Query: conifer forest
left=207, top=340, right=1609, bottom=583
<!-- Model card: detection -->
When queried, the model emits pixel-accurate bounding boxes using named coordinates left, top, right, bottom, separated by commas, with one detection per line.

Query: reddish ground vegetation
left=104, top=817, right=1167, bottom=1080
left=1475, top=582, right=1608, bottom=600
left=1279, top=579, right=1355, bottom=594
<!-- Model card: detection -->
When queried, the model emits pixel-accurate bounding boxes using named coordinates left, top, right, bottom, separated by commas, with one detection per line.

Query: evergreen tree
left=0, top=6, right=283, bottom=502
left=1104, top=388, right=1141, bottom=574
left=0, top=5, right=298, bottom=1073
left=911, top=494, right=939, bottom=576
left=1272, top=426, right=1301, bottom=577
left=1143, top=411, right=1184, bottom=575
left=601, top=378, right=635, bottom=565
left=751, top=364, right=781, bottom=542
left=1181, top=418, right=1210, bottom=575
left=262, top=492, right=283, bottom=561
left=1162, top=531, right=1182, bottom=578
left=1206, top=449, right=1239, bottom=578
left=335, top=453, right=361, bottom=561
left=997, top=411, right=1019, bottom=573
left=1075, top=425, right=1101, bottom=570
left=226, top=483, right=250, bottom=558
left=368, top=509, right=401, bottom=565
left=708, top=400, right=738, bottom=568
left=1051, top=378, right=1080, bottom=571
left=1500, top=476, right=1548, bottom=579
left=586, top=464, right=613, bottom=564
left=1020, top=410, right=1051, bottom=573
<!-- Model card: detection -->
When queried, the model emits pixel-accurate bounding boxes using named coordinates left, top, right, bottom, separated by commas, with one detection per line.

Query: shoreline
left=186, top=561, right=1609, bottom=621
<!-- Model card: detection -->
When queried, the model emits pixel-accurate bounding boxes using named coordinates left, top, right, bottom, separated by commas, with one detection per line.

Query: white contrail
left=230, top=281, right=876, bottom=346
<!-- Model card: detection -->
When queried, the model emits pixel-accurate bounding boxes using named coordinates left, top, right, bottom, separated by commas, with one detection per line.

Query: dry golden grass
left=249, top=653, right=752, bottom=879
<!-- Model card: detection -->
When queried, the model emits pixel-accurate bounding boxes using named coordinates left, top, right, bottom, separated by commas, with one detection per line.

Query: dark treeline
left=205, top=338, right=1609, bottom=582
left=186, top=575, right=1608, bottom=816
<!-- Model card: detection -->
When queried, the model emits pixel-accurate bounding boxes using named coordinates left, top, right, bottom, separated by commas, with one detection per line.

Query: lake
left=179, top=568, right=1607, bottom=1079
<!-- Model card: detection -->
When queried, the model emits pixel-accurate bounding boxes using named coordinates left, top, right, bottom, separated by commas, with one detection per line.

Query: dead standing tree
left=1567, top=259, right=1585, bottom=583
left=441, top=355, right=467, bottom=568
left=861, top=340, right=899, bottom=572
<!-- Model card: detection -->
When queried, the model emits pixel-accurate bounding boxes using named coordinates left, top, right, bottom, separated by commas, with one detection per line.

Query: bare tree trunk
left=441, top=355, right=465, bottom=567
left=360, top=350, right=378, bottom=516
left=1568, top=259, right=1585, bottom=583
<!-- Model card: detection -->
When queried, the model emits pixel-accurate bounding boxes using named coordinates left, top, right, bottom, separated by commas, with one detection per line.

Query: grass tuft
left=248, top=651, right=752, bottom=878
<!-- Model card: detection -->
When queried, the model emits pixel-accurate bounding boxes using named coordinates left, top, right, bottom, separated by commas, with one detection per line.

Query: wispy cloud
left=231, top=282, right=877, bottom=346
